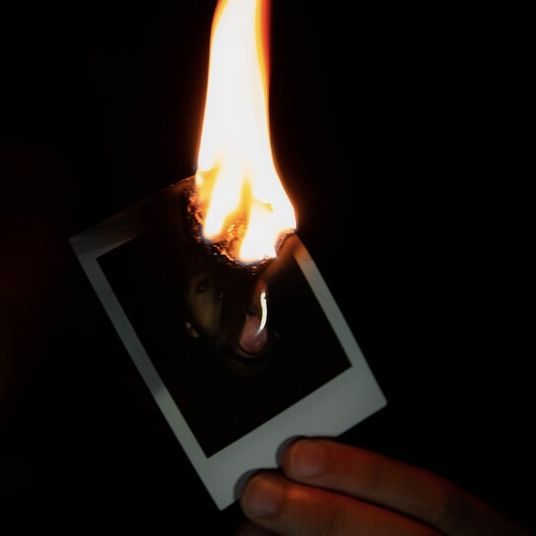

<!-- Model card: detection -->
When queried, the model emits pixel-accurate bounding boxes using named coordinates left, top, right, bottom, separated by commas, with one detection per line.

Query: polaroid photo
left=70, top=180, right=386, bottom=510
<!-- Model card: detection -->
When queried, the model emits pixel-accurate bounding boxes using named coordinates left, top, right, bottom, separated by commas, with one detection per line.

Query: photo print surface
left=98, top=230, right=351, bottom=456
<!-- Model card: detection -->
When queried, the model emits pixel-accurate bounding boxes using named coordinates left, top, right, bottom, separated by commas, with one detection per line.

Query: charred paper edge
left=70, top=192, right=386, bottom=510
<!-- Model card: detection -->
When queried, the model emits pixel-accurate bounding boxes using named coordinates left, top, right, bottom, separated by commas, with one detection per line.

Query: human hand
left=239, top=439, right=528, bottom=535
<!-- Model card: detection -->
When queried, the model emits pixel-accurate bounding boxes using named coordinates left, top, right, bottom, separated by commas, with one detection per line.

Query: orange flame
left=194, top=0, right=296, bottom=263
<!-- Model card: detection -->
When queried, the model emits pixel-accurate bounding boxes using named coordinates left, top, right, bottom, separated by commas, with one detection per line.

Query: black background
left=1, top=1, right=532, bottom=532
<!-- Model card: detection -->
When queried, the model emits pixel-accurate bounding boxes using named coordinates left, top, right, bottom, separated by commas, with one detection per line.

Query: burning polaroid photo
left=70, top=0, right=385, bottom=510
left=70, top=179, right=385, bottom=510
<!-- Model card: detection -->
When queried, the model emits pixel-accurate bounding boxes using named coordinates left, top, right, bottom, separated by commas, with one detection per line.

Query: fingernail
left=289, top=439, right=328, bottom=478
left=243, top=475, right=284, bottom=518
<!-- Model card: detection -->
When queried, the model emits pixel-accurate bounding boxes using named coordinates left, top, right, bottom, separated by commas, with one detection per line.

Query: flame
left=194, top=0, right=296, bottom=263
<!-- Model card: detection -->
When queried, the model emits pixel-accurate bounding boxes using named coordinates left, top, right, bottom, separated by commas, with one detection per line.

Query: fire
left=194, top=0, right=296, bottom=263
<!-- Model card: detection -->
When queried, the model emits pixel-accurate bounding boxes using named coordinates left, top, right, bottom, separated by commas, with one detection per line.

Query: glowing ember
left=194, top=0, right=296, bottom=263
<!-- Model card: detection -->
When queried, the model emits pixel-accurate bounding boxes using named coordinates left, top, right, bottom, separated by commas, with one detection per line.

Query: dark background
left=1, top=1, right=532, bottom=531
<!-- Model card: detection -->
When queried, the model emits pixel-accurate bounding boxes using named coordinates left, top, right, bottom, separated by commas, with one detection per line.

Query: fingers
left=282, top=439, right=451, bottom=527
left=281, top=439, right=527, bottom=536
left=240, top=472, right=440, bottom=536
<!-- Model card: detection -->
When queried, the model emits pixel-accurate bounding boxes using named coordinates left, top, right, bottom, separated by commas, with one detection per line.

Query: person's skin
left=239, top=439, right=529, bottom=536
